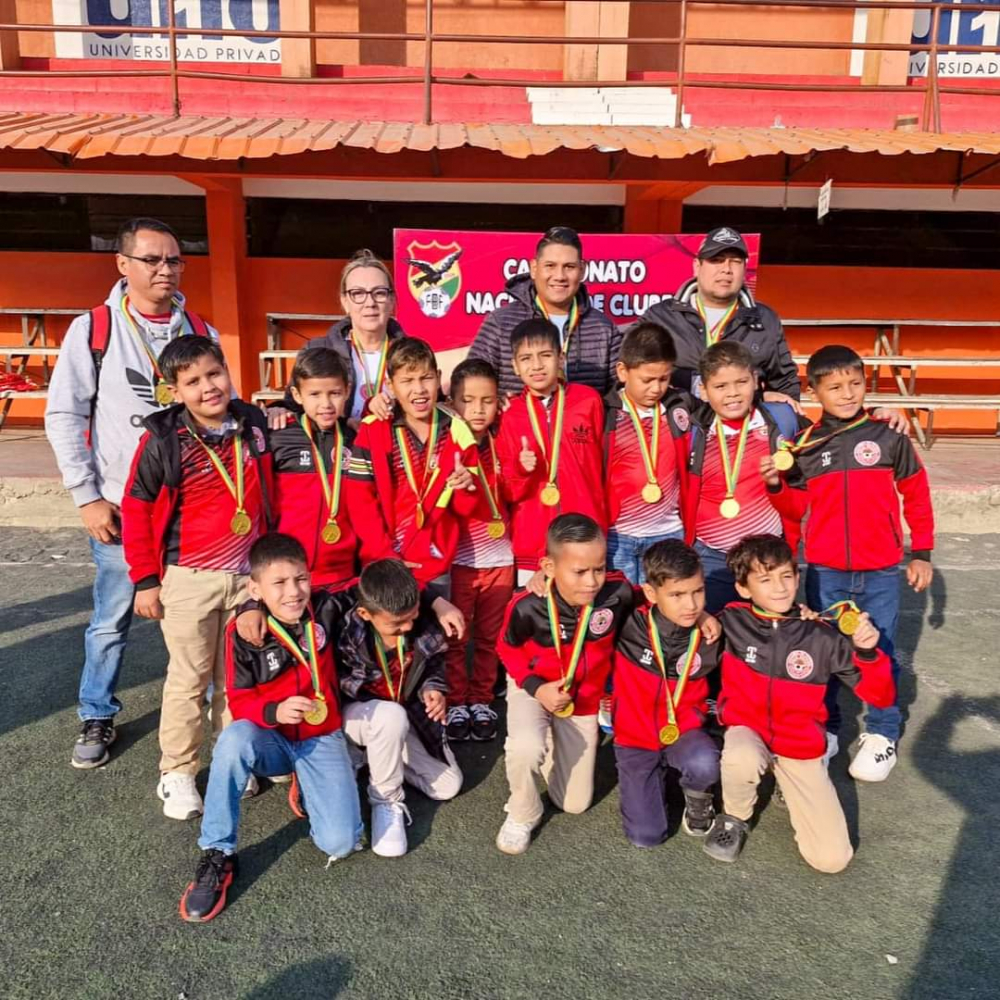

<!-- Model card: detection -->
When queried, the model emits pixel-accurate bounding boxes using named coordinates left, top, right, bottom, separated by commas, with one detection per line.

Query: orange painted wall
left=2, top=252, right=997, bottom=435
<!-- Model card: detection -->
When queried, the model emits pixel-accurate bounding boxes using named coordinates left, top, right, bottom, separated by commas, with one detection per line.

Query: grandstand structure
left=0, top=0, right=998, bottom=440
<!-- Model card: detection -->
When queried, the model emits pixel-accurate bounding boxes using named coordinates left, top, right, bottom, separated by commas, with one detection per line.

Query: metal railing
left=1, top=0, right=999, bottom=130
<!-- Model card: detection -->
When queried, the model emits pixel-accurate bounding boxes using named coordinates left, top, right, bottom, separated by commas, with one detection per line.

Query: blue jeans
left=199, top=720, right=363, bottom=858
left=806, top=565, right=901, bottom=741
left=694, top=540, right=738, bottom=614
left=79, top=537, right=135, bottom=721
left=608, top=528, right=684, bottom=585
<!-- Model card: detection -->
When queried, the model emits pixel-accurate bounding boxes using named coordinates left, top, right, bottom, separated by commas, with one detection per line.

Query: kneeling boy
left=180, top=533, right=362, bottom=923
left=612, top=540, right=720, bottom=847
left=706, top=535, right=894, bottom=873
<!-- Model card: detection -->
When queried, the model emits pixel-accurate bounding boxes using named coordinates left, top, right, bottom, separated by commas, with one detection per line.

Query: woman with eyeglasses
left=306, top=249, right=405, bottom=428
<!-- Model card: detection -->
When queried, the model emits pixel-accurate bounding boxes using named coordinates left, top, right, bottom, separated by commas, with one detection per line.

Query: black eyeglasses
left=345, top=286, right=393, bottom=305
left=119, top=253, right=187, bottom=272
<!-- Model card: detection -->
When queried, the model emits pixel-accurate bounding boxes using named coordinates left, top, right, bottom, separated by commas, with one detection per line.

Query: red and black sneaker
left=287, top=773, right=308, bottom=819
left=179, top=850, right=237, bottom=923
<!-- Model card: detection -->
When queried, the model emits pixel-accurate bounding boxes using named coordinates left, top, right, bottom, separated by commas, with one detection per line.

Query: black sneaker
left=681, top=790, right=716, bottom=836
left=703, top=814, right=749, bottom=863
left=71, top=718, right=116, bottom=769
left=446, top=705, right=472, bottom=742
left=469, top=703, right=498, bottom=742
left=493, top=667, right=508, bottom=700
left=179, top=850, right=238, bottom=923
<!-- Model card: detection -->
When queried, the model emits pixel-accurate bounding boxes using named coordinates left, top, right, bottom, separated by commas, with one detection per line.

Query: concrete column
left=564, top=2, right=631, bottom=82
left=0, top=0, right=20, bottom=71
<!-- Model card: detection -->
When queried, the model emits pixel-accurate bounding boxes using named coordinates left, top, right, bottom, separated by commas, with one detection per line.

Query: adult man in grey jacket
left=45, top=217, right=217, bottom=769
left=639, top=227, right=800, bottom=401
left=467, top=226, right=622, bottom=397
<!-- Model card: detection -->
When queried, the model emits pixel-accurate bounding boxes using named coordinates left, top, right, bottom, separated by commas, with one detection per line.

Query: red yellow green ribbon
left=534, top=292, right=580, bottom=356
left=394, top=406, right=441, bottom=525
left=349, top=331, right=389, bottom=400
left=525, top=385, right=565, bottom=493
left=191, top=432, right=246, bottom=521
left=475, top=433, right=504, bottom=524
left=620, top=391, right=661, bottom=490
left=714, top=415, right=750, bottom=505
left=546, top=581, right=594, bottom=694
left=373, top=631, right=409, bottom=702
left=648, top=614, right=702, bottom=728
left=267, top=613, right=322, bottom=700
left=694, top=294, right=739, bottom=347
left=301, top=415, right=343, bottom=525
left=779, top=412, right=871, bottom=459
left=120, top=294, right=193, bottom=386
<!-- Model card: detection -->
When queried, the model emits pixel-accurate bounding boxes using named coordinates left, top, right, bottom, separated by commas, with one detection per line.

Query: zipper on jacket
left=766, top=619, right=778, bottom=746
left=842, top=438, right=852, bottom=570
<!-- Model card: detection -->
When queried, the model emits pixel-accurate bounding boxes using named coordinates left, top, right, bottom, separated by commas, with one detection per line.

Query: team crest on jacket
left=672, top=406, right=690, bottom=432
left=589, top=608, right=614, bottom=637
left=342, top=447, right=352, bottom=470
left=301, top=624, right=327, bottom=651
left=785, top=649, right=815, bottom=680
left=252, top=426, right=267, bottom=453
left=853, top=440, right=881, bottom=466
left=676, top=651, right=702, bottom=673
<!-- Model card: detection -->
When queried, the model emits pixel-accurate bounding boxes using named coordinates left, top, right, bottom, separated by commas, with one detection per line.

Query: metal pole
left=422, top=0, right=434, bottom=125
left=167, top=0, right=180, bottom=116
left=922, top=2, right=941, bottom=131
left=674, top=0, right=688, bottom=127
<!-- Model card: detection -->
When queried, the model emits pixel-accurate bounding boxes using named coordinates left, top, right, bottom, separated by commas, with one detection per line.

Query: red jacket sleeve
left=496, top=409, right=544, bottom=503
left=447, top=439, right=482, bottom=517
left=121, top=431, right=164, bottom=589
left=496, top=593, right=542, bottom=694
left=344, top=419, right=396, bottom=564
left=894, top=438, right=934, bottom=555
left=224, top=621, right=280, bottom=728
left=832, top=641, right=895, bottom=710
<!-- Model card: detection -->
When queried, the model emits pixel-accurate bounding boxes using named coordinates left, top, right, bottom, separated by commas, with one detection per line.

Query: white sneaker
left=157, top=772, right=204, bottom=821
left=242, top=774, right=260, bottom=799
left=270, top=773, right=293, bottom=785
left=822, top=732, right=840, bottom=769
left=371, top=801, right=411, bottom=857
left=495, top=816, right=536, bottom=855
left=849, top=733, right=898, bottom=782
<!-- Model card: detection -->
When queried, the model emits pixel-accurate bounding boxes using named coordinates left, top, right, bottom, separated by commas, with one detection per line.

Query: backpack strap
left=761, top=400, right=799, bottom=442
left=184, top=310, right=208, bottom=337
left=89, top=305, right=112, bottom=381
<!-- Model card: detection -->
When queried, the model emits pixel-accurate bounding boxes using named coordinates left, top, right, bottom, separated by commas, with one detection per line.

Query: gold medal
left=415, top=507, right=426, bottom=529
left=154, top=381, right=174, bottom=406
left=230, top=510, right=252, bottom=536
left=554, top=701, right=575, bottom=719
left=641, top=482, right=662, bottom=504
left=719, top=498, right=741, bottom=519
left=321, top=522, right=341, bottom=545
left=303, top=697, right=328, bottom=726
left=838, top=610, right=861, bottom=636
left=487, top=520, right=506, bottom=539
left=772, top=450, right=795, bottom=472
left=659, top=723, right=680, bottom=745
left=540, top=484, right=561, bottom=507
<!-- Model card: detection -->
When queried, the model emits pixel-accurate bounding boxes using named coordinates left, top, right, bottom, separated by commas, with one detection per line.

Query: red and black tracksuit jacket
left=494, top=383, right=608, bottom=570
left=344, top=406, right=479, bottom=586
left=271, top=408, right=358, bottom=588
left=122, top=401, right=273, bottom=589
left=225, top=588, right=346, bottom=741
left=612, top=605, right=720, bottom=751
left=717, top=603, right=894, bottom=759
left=497, top=574, right=636, bottom=716
left=602, top=388, right=691, bottom=528
left=767, top=410, right=934, bottom=570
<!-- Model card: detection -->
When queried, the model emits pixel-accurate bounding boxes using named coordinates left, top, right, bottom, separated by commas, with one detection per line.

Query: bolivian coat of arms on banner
left=406, top=240, right=464, bottom=319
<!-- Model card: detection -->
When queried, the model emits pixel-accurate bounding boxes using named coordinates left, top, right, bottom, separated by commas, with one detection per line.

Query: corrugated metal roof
left=0, top=112, right=998, bottom=163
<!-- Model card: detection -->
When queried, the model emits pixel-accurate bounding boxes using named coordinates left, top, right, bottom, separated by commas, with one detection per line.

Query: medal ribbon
left=714, top=415, right=750, bottom=505
left=648, top=616, right=702, bottom=728
left=267, top=614, right=323, bottom=700
left=818, top=600, right=860, bottom=624
left=620, top=391, right=660, bottom=489
left=192, top=432, right=246, bottom=519
left=120, top=294, right=190, bottom=385
left=350, top=331, right=389, bottom=400
left=301, top=415, right=343, bottom=524
left=394, top=407, right=441, bottom=524
left=475, top=434, right=504, bottom=524
left=373, top=631, right=409, bottom=702
left=694, top=294, right=739, bottom=347
left=779, top=412, right=871, bottom=459
left=546, top=581, right=594, bottom=693
left=525, top=386, right=565, bottom=490
left=534, top=293, right=580, bottom=355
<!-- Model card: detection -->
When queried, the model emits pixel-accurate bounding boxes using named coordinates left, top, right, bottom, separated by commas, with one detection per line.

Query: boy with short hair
left=336, top=558, right=463, bottom=858
left=763, top=344, right=934, bottom=782
left=495, top=514, right=634, bottom=854
left=345, top=337, right=478, bottom=589
left=705, top=535, right=894, bottom=873
left=495, top=319, right=607, bottom=587
left=271, top=347, right=358, bottom=587
left=683, top=341, right=800, bottom=612
left=179, top=533, right=363, bottom=923
left=612, top=540, right=720, bottom=847
left=603, top=321, right=690, bottom=584
left=122, top=336, right=272, bottom=821
left=444, top=357, right=515, bottom=743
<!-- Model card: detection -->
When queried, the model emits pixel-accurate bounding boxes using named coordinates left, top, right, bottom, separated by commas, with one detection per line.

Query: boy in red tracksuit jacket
left=495, top=514, right=635, bottom=855
left=704, top=535, right=894, bottom=873
left=122, top=336, right=273, bottom=823
left=495, top=318, right=607, bottom=587
left=271, top=347, right=359, bottom=588
left=443, top=357, right=515, bottom=744
left=345, top=337, right=479, bottom=589
left=603, top=321, right=691, bottom=585
left=763, top=345, right=934, bottom=784
left=178, top=533, right=363, bottom=923
left=612, top=540, right=721, bottom=848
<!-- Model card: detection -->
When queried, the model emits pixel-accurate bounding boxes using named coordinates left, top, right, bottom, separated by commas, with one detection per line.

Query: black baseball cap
left=697, top=227, right=749, bottom=259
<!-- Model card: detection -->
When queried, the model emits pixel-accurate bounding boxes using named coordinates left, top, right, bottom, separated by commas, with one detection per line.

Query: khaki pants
left=158, top=565, right=247, bottom=775
left=503, top=678, right=600, bottom=826
left=721, top=725, right=854, bottom=874
left=342, top=699, right=463, bottom=805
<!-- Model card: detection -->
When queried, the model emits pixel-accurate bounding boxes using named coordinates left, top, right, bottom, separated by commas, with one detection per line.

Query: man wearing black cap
left=638, top=227, right=800, bottom=401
